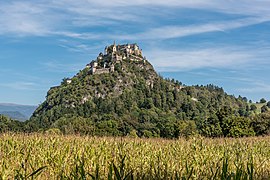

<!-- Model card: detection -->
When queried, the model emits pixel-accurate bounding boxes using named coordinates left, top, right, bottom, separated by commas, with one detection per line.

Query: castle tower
left=134, top=44, right=139, bottom=51
left=112, top=41, right=117, bottom=52
left=91, top=62, right=98, bottom=74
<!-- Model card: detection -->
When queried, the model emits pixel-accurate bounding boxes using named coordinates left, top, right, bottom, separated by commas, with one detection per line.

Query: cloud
left=49, top=16, right=270, bottom=42
left=113, top=17, right=269, bottom=41
left=54, top=32, right=102, bottom=39
left=58, top=40, right=105, bottom=54
left=237, top=82, right=270, bottom=94
left=40, top=61, right=86, bottom=73
left=0, top=82, right=38, bottom=90
left=0, top=2, right=52, bottom=36
left=1, top=0, right=270, bottom=39
left=147, top=46, right=267, bottom=72
left=0, top=1, right=142, bottom=37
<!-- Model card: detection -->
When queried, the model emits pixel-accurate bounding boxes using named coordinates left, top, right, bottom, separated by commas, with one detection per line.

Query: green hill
left=27, top=43, right=260, bottom=138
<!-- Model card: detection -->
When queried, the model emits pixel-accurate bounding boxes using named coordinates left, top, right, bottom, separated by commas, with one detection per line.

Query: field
left=0, top=134, right=270, bottom=179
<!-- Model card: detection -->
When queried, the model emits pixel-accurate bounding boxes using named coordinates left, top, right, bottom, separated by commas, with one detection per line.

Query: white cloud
left=0, top=82, right=37, bottom=90
left=114, top=17, right=269, bottom=41
left=58, top=40, right=105, bottom=54
left=48, top=0, right=270, bottom=21
left=1, top=0, right=270, bottom=38
left=0, top=2, right=51, bottom=36
left=238, top=82, right=270, bottom=93
left=146, top=46, right=267, bottom=72
left=52, top=31, right=102, bottom=40
left=40, top=61, right=86, bottom=73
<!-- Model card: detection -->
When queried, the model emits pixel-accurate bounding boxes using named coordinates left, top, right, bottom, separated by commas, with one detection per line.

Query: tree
left=250, top=104, right=257, bottom=111
left=267, top=101, right=270, bottom=108
left=197, top=115, right=223, bottom=137
left=227, top=117, right=255, bottom=137
left=260, top=98, right=267, bottom=103
left=175, top=120, right=197, bottom=138
left=261, top=105, right=268, bottom=113
left=242, top=97, right=248, bottom=102
left=252, top=112, right=270, bottom=135
left=127, top=129, right=138, bottom=138
left=29, top=56, right=254, bottom=138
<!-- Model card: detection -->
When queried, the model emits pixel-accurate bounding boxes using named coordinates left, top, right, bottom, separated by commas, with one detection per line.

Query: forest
left=1, top=60, right=270, bottom=138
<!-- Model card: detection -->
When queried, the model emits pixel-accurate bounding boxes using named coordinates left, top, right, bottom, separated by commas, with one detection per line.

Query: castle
left=86, top=42, right=145, bottom=74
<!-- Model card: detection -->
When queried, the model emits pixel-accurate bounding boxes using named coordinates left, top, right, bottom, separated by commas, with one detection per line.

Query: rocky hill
left=28, top=43, right=252, bottom=137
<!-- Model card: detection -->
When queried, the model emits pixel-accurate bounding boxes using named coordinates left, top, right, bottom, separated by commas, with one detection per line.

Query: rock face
left=28, top=43, right=248, bottom=137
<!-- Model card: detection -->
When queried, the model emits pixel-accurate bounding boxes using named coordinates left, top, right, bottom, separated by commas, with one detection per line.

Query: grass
left=0, top=133, right=270, bottom=179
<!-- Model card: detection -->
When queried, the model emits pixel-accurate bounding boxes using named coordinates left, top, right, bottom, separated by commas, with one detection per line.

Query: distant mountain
left=0, top=111, right=28, bottom=121
left=0, top=103, right=37, bottom=121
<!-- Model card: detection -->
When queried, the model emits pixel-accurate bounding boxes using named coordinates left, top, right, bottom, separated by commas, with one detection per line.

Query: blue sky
left=1, top=0, right=270, bottom=105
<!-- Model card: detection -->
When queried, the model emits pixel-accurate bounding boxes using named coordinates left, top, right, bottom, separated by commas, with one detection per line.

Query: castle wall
left=88, top=43, right=144, bottom=75
left=93, top=68, right=110, bottom=74
left=129, top=54, right=143, bottom=61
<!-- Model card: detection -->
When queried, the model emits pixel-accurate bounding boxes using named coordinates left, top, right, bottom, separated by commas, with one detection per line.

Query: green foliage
left=267, top=101, right=270, bottom=108
left=227, top=116, right=255, bottom=137
left=251, top=112, right=270, bottom=135
left=260, top=98, right=267, bottom=103
left=127, top=129, right=138, bottom=138
left=45, top=128, right=62, bottom=135
left=175, top=120, right=198, bottom=138
left=0, top=114, right=24, bottom=133
left=250, top=104, right=257, bottom=111
left=198, top=107, right=255, bottom=137
left=25, top=59, right=270, bottom=138
left=261, top=105, right=268, bottom=113
left=52, top=116, right=95, bottom=135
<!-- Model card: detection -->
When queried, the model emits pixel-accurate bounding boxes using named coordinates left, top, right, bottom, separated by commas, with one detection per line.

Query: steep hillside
left=28, top=43, right=251, bottom=137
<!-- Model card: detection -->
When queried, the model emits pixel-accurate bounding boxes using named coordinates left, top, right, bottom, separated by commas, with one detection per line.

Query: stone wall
left=94, top=68, right=110, bottom=74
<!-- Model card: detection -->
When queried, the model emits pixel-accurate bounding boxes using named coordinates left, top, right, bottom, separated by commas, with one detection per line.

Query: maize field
left=0, top=133, right=269, bottom=179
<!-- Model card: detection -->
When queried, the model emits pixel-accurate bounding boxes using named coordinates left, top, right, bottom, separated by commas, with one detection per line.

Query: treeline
left=1, top=105, right=270, bottom=138
left=3, top=60, right=269, bottom=138
left=27, top=76, right=270, bottom=137
left=0, top=115, right=25, bottom=132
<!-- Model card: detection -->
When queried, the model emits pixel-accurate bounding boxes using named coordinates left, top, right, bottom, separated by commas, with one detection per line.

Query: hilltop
left=27, top=43, right=269, bottom=138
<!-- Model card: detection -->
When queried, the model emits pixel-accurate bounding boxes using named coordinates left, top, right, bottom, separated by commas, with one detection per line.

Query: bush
left=45, top=128, right=62, bottom=135
left=261, top=105, right=268, bottom=113
left=127, top=129, right=138, bottom=138
left=252, top=112, right=270, bottom=135
left=142, top=130, right=153, bottom=138
left=227, top=117, right=255, bottom=137
left=260, top=98, right=267, bottom=103
left=176, top=120, right=197, bottom=138
left=250, top=104, right=257, bottom=111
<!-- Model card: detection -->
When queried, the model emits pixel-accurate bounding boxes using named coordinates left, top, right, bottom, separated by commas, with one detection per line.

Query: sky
left=1, top=0, right=270, bottom=105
